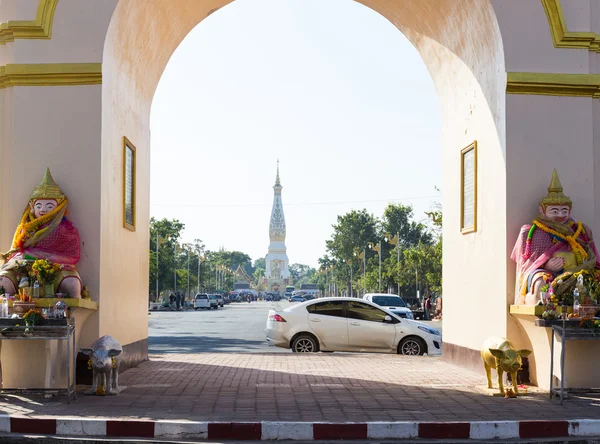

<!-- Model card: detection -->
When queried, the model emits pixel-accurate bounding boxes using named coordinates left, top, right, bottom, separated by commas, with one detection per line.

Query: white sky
left=150, top=0, right=441, bottom=268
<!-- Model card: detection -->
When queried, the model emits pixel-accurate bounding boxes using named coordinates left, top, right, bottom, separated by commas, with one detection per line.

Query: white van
left=363, top=293, right=414, bottom=319
left=194, top=293, right=211, bottom=310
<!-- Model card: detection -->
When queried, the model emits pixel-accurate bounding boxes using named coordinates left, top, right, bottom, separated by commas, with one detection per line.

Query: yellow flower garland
left=533, top=219, right=587, bottom=264
left=11, top=199, right=67, bottom=251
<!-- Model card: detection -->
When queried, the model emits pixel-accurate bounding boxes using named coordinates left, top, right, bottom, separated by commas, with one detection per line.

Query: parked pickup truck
left=194, top=294, right=211, bottom=310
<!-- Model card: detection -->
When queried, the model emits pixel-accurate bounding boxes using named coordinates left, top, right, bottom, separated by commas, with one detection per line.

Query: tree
left=289, top=263, right=317, bottom=288
left=149, top=218, right=185, bottom=297
left=253, top=257, right=266, bottom=270
left=253, top=267, right=266, bottom=289
left=325, top=209, right=379, bottom=262
left=382, top=203, right=432, bottom=249
left=289, top=264, right=311, bottom=282
left=206, top=250, right=252, bottom=291
left=402, top=241, right=442, bottom=299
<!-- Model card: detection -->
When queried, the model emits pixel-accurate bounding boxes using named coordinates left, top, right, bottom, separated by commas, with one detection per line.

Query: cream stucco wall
left=0, top=0, right=115, bottom=348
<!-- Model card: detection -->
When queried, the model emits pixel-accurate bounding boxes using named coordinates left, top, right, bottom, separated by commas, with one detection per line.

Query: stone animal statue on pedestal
left=81, top=335, right=123, bottom=395
left=481, top=337, right=532, bottom=395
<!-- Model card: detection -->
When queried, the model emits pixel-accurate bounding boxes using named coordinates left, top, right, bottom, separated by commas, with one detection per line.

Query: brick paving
left=1, top=352, right=600, bottom=422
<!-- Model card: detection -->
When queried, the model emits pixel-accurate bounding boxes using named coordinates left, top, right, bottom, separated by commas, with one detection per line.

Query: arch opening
left=100, top=0, right=506, bottom=369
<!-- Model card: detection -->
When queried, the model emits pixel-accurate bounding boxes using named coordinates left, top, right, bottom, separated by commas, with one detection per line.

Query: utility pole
left=174, top=244, right=177, bottom=294
left=156, top=232, right=159, bottom=301
left=186, top=248, right=190, bottom=300
left=378, top=241, right=382, bottom=292
left=363, top=249, right=366, bottom=295
left=416, top=268, right=419, bottom=303
left=348, top=260, right=353, bottom=297
left=396, top=232, right=400, bottom=297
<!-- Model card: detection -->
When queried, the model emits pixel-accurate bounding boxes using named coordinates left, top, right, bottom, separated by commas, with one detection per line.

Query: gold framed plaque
left=460, top=141, right=477, bottom=234
left=123, top=137, right=136, bottom=231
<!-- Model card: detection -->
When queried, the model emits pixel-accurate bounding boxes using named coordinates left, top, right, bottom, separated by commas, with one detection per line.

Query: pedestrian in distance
left=424, top=296, right=432, bottom=320
left=175, top=292, right=181, bottom=311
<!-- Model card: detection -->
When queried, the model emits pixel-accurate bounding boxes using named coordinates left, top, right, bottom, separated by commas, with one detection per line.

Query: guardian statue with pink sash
left=0, top=168, right=81, bottom=298
left=511, top=169, right=600, bottom=305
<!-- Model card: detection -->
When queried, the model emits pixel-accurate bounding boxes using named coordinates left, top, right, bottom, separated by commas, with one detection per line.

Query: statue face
left=540, top=205, right=571, bottom=224
left=31, top=199, right=58, bottom=219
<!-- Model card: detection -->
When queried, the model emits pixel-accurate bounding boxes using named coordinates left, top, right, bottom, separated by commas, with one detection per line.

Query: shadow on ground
left=148, top=335, right=272, bottom=353
left=1, top=353, right=599, bottom=423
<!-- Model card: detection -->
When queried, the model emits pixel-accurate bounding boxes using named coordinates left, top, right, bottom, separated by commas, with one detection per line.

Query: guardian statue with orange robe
left=0, top=168, right=81, bottom=298
left=511, top=169, right=600, bottom=305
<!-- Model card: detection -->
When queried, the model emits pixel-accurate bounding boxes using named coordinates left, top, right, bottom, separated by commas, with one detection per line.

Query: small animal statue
left=81, top=335, right=123, bottom=395
left=481, top=337, right=531, bottom=395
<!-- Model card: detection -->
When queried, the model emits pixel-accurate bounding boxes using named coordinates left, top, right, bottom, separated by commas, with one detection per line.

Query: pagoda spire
left=275, top=159, right=281, bottom=187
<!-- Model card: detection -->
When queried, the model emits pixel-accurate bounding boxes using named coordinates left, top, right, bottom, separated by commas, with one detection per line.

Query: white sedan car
left=265, top=297, right=441, bottom=356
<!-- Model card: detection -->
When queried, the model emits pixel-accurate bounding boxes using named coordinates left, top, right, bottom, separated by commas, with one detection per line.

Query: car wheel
left=291, top=335, right=318, bottom=353
left=194, top=307, right=198, bottom=311
left=399, top=337, right=426, bottom=356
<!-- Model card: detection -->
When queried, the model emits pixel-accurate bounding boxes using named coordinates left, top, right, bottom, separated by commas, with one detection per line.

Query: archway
left=100, top=0, right=506, bottom=369
left=3, top=0, right=600, bottom=391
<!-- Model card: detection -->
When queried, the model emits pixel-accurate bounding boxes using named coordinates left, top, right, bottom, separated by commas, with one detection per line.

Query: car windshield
left=209, top=295, right=216, bottom=300
left=372, top=296, right=406, bottom=307
left=196, top=295, right=208, bottom=299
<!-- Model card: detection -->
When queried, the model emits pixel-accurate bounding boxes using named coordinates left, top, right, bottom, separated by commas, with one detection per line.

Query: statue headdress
left=539, top=169, right=572, bottom=208
left=29, top=168, right=66, bottom=204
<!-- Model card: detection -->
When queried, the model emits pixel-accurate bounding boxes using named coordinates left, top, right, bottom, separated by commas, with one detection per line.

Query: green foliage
left=320, top=201, right=442, bottom=299
left=325, top=209, right=379, bottom=262
left=382, top=203, right=432, bottom=249
left=149, top=218, right=186, bottom=296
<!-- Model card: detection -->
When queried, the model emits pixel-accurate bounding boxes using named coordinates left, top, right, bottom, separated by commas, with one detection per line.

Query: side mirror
left=384, top=315, right=393, bottom=323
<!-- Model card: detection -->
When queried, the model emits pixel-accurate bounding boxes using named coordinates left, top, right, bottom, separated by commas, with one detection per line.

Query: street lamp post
left=415, top=268, right=419, bottom=303
left=174, top=244, right=177, bottom=294
left=186, top=247, right=190, bottom=300
left=363, top=249, right=366, bottom=295
left=387, top=233, right=400, bottom=296
left=197, top=255, right=205, bottom=293
left=156, top=232, right=159, bottom=301
left=370, top=242, right=382, bottom=292
left=396, top=232, right=400, bottom=296
left=346, top=259, right=353, bottom=298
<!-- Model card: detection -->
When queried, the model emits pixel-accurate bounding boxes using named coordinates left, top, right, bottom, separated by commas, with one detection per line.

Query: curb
left=1, top=417, right=600, bottom=440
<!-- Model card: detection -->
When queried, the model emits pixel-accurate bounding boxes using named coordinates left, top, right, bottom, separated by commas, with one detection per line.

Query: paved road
left=148, top=300, right=290, bottom=354
left=149, top=300, right=442, bottom=354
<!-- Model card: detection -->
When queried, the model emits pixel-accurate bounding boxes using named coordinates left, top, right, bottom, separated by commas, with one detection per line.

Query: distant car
left=214, top=294, right=224, bottom=307
left=265, top=297, right=441, bottom=355
left=363, top=293, right=414, bottom=319
left=194, top=294, right=211, bottom=310
left=290, top=295, right=306, bottom=303
left=208, top=294, right=219, bottom=309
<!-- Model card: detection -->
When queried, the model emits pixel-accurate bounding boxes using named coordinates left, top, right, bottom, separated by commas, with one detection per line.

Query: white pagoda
left=265, top=160, right=290, bottom=294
